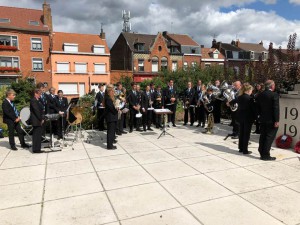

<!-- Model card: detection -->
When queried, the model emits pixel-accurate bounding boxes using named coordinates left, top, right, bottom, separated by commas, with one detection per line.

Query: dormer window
left=191, top=48, right=196, bottom=54
left=250, top=51, right=254, bottom=60
left=29, top=20, right=39, bottom=26
left=0, top=18, right=10, bottom=23
left=64, top=43, right=78, bottom=52
left=213, top=50, right=220, bottom=59
left=93, top=45, right=105, bottom=54
left=135, top=43, right=145, bottom=52
left=262, top=51, right=268, bottom=61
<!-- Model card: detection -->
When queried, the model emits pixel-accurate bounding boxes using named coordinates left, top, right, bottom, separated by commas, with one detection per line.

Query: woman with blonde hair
left=237, top=83, right=256, bottom=154
left=104, top=84, right=118, bottom=150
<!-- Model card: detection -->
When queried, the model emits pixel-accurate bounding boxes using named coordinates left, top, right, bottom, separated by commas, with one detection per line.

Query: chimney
left=212, top=39, right=217, bottom=47
left=201, top=45, right=204, bottom=48
left=162, top=31, right=168, bottom=37
left=43, top=0, right=53, bottom=32
left=100, top=24, right=106, bottom=39
left=231, top=40, right=236, bottom=46
left=236, top=39, right=240, bottom=47
left=259, top=40, right=263, bottom=45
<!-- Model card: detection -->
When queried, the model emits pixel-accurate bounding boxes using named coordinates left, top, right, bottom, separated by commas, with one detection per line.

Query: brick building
left=111, top=31, right=200, bottom=83
left=201, top=47, right=225, bottom=68
left=51, top=31, right=110, bottom=97
left=0, top=2, right=52, bottom=87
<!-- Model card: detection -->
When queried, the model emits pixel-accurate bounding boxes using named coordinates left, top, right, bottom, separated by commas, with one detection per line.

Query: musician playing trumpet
left=183, top=81, right=196, bottom=126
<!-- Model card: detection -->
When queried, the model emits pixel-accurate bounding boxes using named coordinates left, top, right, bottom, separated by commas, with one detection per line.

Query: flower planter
left=0, top=45, right=18, bottom=51
left=0, top=67, right=20, bottom=73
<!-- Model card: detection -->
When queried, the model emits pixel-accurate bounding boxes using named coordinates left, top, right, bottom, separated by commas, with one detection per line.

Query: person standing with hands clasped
left=104, top=84, right=118, bottom=150
left=256, top=80, right=279, bottom=161
left=30, top=89, right=45, bottom=153
left=2, top=89, right=29, bottom=150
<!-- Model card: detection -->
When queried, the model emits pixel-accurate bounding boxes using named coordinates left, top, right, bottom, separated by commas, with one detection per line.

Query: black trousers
left=213, top=100, right=222, bottom=123
left=32, top=126, right=42, bottom=152
left=231, top=111, right=239, bottom=136
left=97, top=108, right=105, bottom=130
left=142, top=110, right=152, bottom=129
left=129, top=108, right=137, bottom=130
left=166, top=104, right=176, bottom=124
left=184, top=107, right=195, bottom=124
left=107, top=121, right=116, bottom=148
left=197, top=105, right=206, bottom=125
left=6, top=121, right=25, bottom=147
left=57, top=117, right=66, bottom=138
left=239, top=121, right=252, bottom=153
left=259, top=123, right=278, bottom=158
left=117, top=113, right=124, bottom=133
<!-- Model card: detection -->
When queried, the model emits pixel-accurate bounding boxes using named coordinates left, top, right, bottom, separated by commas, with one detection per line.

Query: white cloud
left=0, top=0, right=299, bottom=49
left=289, top=0, right=300, bottom=5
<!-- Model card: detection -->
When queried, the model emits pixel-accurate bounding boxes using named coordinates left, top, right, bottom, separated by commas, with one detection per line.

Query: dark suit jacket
left=39, top=93, right=48, bottom=114
left=194, top=86, right=202, bottom=102
left=95, top=92, right=104, bottom=108
left=256, top=89, right=280, bottom=124
left=163, top=86, right=178, bottom=106
left=127, top=90, right=139, bottom=109
left=55, top=97, right=68, bottom=114
left=237, top=94, right=256, bottom=123
left=184, top=88, right=196, bottom=105
left=141, top=91, right=151, bottom=110
left=153, top=90, right=164, bottom=108
left=46, top=94, right=58, bottom=114
left=104, top=96, right=118, bottom=122
left=30, top=97, right=45, bottom=127
left=2, top=99, right=18, bottom=124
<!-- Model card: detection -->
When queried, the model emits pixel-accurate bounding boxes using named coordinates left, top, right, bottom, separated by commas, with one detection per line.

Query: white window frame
left=32, top=58, right=44, bottom=71
left=64, top=43, right=79, bottom=53
left=250, top=51, right=255, bottom=60
left=205, top=63, right=211, bottom=68
left=93, top=45, right=105, bottom=54
left=0, top=35, right=18, bottom=48
left=172, top=61, right=178, bottom=72
left=94, top=63, right=107, bottom=74
left=31, top=37, right=43, bottom=51
left=56, top=62, right=70, bottom=73
left=58, top=83, right=78, bottom=95
left=138, top=59, right=144, bottom=72
left=183, top=61, right=188, bottom=71
left=74, top=62, right=88, bottom=74
left=0, top=56, right=20, bottom=68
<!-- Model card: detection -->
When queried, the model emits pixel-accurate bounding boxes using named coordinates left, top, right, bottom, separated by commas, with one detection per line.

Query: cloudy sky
left=2, top=0, right=300, bottom=49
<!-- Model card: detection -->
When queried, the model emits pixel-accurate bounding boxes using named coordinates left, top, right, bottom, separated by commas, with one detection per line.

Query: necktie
left=59, top=98, right=62, bottom=104
left=11, top=102, right=19, bottom=117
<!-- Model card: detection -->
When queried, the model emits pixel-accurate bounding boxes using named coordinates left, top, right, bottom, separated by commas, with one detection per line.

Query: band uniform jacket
left=141, top=91, right=151, bottom=111
left=237, top=94, right=256, bottom=123
left=2, top=99, right=18, bottom=124
left=46, top=94, right=58, bottom=114
left=95, top=91, right=104, bottom=108
left=30, top=97, right=45, bottom=127
left=256, top=89, right=280, bottom=124
left=194, top=86, right=202, bottom=104
left=39, top=93, right=48, bottom=114
left=163, top=86, right=178, bottom=106
left=153, top=90, right=164, bottom=108
left=55, top=97, right=68, bottom=115
left=104, top=96, right=118, bottom=123
left=127, top=90, right=140, bottom=109
left=184, top=88, right=196, bottom=106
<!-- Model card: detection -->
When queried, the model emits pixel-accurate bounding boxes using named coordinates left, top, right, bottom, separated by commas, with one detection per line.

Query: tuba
left=223, top=89, right=238, bottom=111
left=202, top=94, right=213, bottom=113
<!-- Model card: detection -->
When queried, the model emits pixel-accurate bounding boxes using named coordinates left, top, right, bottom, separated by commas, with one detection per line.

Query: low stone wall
left=278, top=94, right=300, bottom=147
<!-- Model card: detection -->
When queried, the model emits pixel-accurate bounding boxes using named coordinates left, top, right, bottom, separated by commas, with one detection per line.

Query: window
left=213, top=53, right=219, bottom=59
left=56, top=62, right=70, bottom=73
left=170, top=46, right=179, bottom=53
left=135, top=43, right=144, bottom=52
left=234, top=66, right=240, bottom=76
left=219, top=63, right=224, bottom=66
left=191, top=48, right=196, bottom=54
left=31, top=38, right=42, bottom=51
left=32, top=58, right=43, bottom=71
left=158, top=46, right=162, bottom=51
left=250, top=51, right=254, bottom=60
left=29, top=20, right=39, bottom=26
left=232, top=51, right=239, bottom=59
left=93, top=45, right=105, bottom=54
left=0, top=57, right=19, bottom=68
left=138, top=59, right=144, bottom=72
left=0, top=18, right=10, bottom=23
left=58, top=83, right=78, bottom=95
left=205, top=63, right=211, bottom=68
left=64, top=43, right=78, bottom=52
left=161, top=57, right=168, bottom=70
left=191, top=62, right=197, bottom=68
left=183, top=62, right=188, bottom=71
left=152, top=57, right=158, bottom=72
left=262, top=52, right=268, bottom=61
left=0, top=35, right=18, bottom=47
left=75, top=63, right=87, bottom=73
left=172, top=61, right=178, bottom=72
left=94, top=63, right=106, bottom=74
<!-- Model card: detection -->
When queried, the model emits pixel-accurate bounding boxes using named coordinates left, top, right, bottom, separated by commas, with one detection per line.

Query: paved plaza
left=0, top=122, right=300, bottom=225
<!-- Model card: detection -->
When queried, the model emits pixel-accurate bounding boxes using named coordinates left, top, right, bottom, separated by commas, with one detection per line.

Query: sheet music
left=154, top=109, right=172, bottom=113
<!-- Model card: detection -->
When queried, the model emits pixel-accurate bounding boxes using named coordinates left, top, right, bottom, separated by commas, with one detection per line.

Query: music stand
left=154, top=109, right=174, bottom=139
left=45, top=114, right=62, bottom=151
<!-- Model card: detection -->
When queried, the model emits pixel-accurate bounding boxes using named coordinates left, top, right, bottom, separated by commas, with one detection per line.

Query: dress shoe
left=11, top=146, right=18, bottom=151
left=261, top=156, right=276, bottom=161
left=113, top=140, right=118, bottom=144
left=147, top=128, right=153, bottom=131
left=116, top=132, right=122, bottom=136
left=243, top=151, right=252, bottom=155
left=238, top=150, right=243, bottom=153
left=196, top=124, right=200, bottom=127
left=33, top=151, right=43, bottom=154
left=107, top=146, right=117, bottom=150
left=231, top=136, right=239, bottom=139
left=21, top=143, right=30, bottom=148
left=190, top=123, right=194, bottom=126
left=172, top=124, right=177, bottom=127
left=129, top=129, right=133, bottom=133
left=122, top=131, right=127, bottom=134
left=201, top=124, right=205, bottom=128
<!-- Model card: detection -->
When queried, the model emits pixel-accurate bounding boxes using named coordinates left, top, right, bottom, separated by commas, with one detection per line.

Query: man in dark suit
left=36, top=82, right=49, bottom=143
left=213, top=80, right=222, bottom=124
left=153, top=85, right=163, bottom=128
left=163, top=79, right=178, bottom=127
left=95, top=84, right=106, bottom=131
left=46, top=87, right=58, bottom=135
left=30, top=89, right=45, bottom=153
left=127, top=82, right=140, bottom=132
left=55, top=90, right=68, bottom=140
left=2, top=89, right=29, bottom=150
left=183, top=81, right=196, bottom=126
left=256, top=80, right=279, bottom=161
left=141, top=85, right=154, bottom=132
left=194, top=80, right=202, bottom=126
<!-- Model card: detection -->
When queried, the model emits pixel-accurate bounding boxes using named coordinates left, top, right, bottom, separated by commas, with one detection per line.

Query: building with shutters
left=0, top=2, right=52, bottom=87
left=51, top=31, right=110, bottom=97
